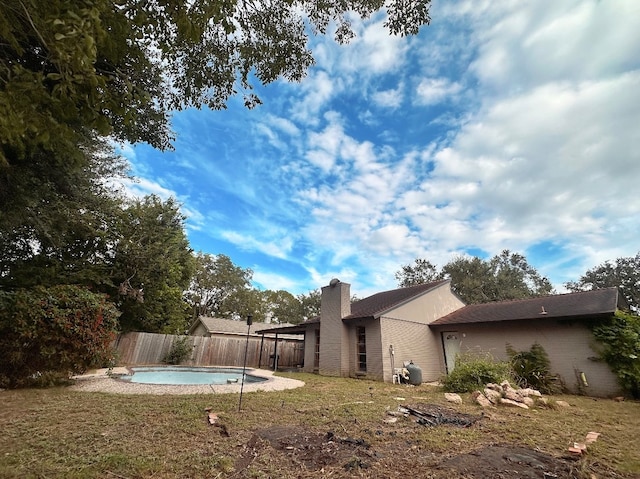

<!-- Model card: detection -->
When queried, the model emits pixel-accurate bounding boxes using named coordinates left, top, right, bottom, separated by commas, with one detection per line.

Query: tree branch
left=18, top=0, right=48, bottom=50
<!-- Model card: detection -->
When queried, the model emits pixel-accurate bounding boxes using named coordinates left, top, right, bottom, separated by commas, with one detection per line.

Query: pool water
left=119, top=366, right=268, bottom=385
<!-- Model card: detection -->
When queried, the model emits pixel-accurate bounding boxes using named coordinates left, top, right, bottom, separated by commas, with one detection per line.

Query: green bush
left=441, top=352, right=513, bottom=393
left=507, top=342, right=558, bottom=394
left=0, top=285, right=120, bottom=388
left=591, top=310, right=640, bottom=399
left=163, top=336, right=192, bottom=364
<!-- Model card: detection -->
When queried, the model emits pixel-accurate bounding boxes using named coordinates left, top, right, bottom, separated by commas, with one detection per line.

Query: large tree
left=444, top=251, right=553, bottom=303
left=0, top=138, right=128, bottom=290
left=298, top=289, right=321, bottom=322
left=260, top=289, right=303, bottom=324
left=395, top=258, right=441, bottom=288
left=113, top=195, right=195, bottom=333
left=566, top=252, right=640, bottom=312
left=396, top=250, right=554, bottom=304
left=0, top=0, right=431, bottom=165
left=184, top=252, right=253, bottom=321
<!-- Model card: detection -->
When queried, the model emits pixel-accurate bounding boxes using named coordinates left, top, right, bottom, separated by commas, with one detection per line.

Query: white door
left=442, top=332, right=461, bottom=374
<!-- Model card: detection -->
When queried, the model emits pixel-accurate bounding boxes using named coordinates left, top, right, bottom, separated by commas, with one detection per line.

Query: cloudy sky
left=120, top=0, right=640, bottom=298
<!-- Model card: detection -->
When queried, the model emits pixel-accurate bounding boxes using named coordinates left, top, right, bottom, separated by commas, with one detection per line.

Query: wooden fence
left=114, top=332, right=304, bottom=370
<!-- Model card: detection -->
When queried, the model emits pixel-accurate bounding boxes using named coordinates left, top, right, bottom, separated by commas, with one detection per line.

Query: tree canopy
left=113, top=195, right=195, bottom=333
left=395, top=258, right=439, bottom=288
left=0, top=0, right=431, bottom=164
left=566, top=252, right=640, bottom=312
left=396, top=250, right=554, bottom=304
left=185, top=252, right=253, bottom=321
left=0, top=138, right=128, bottom=290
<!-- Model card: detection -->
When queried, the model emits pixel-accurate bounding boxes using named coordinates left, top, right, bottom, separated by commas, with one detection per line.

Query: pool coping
left=69, top=366, right=305, bottom=395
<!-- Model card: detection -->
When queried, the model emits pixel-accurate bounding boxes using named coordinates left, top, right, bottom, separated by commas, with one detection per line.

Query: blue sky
left=118, top=0, right=640, bottom=298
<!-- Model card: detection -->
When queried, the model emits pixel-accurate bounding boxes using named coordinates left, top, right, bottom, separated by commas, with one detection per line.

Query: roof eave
left=342, top=315, right=376, bottom=322
left=429, top=311, right=615, bottom=328
left=254, top=325, right=308, bottom=335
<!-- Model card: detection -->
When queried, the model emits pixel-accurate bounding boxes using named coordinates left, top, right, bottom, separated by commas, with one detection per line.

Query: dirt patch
left=235, top=426, right=376, bottom=473
left=233, top=405, right=581, bottom=478
left=438, top=445, right=577, bottom=479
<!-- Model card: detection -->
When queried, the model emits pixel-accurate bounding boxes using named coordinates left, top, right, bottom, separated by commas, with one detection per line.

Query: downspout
left=389, top=344, right=395, bottom=378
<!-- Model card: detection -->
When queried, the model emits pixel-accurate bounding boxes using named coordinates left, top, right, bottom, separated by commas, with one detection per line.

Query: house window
left=357, top=326, right=366, bottom=372
left=314, top=329, right=320, bottom=368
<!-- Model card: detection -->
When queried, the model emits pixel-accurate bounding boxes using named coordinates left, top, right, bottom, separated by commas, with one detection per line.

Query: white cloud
left=468, top=1, right=640, bottom=92
left=372, top=84, right=404, bottom=108
left=354, top=19, right=408, bottom=74
left=291, top=70, right=337, bottom=124
left=118, top=177, right=177, bottom=201
left=251, top=270, right=300, bottom=293
left=221, top=230, right=294, bottom=260
left=416, top=78, right=463, bottom=105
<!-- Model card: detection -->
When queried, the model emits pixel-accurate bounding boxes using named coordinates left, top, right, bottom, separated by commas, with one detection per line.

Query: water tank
left=406, top=361, right=422, bottom=386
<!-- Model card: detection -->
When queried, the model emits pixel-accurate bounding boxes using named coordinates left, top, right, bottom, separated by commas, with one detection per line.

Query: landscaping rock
left=555, top=400, right=570, bottom=408
left=503, top=389, right=523, bottom=402
left=499, top=398, right=529, bottom=409
left=483, top=387, right=502, bottom=404
left=522, top=397, right=535, bottom=407
left=500, top=380, right=515, bottom=392
left=520, top=387, right=542, bottom=397
left=471, top=390, right=493, bottom=408
left=445, top=393, right=463, bottom=404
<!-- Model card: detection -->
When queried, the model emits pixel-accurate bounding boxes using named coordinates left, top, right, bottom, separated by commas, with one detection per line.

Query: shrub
left=441, top=352, right=513, bottom=393
left=0, top=285, right=120, bottom=388
left=591, top=310, right=640, bottom=399
left=507, top=342, right=558, bottom=394
left=163, top=335, right=192, bottom=364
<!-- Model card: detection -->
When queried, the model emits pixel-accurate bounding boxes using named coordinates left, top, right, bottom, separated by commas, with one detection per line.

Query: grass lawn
left=1, top=372, right=639, bottom=478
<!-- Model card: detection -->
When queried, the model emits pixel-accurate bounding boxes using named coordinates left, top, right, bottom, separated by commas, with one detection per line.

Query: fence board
left=114, top=332, right=304, bottom=369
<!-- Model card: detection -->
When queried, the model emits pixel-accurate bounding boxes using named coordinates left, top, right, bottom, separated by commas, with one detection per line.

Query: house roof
left=189, top=316, right=298, bottom=337
left=255, top=280, right=452, bottom=334
left=344, top=279, right=452, bottom=321
left=430, top=287, right=624, bottom=327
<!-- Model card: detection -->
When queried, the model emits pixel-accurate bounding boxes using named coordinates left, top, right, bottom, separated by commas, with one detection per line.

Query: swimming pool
left=118, top=366, right=268, bottom=385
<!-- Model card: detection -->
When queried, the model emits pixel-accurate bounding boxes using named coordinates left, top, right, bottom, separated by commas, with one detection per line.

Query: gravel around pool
left=70, top=367, right=305, bottom=395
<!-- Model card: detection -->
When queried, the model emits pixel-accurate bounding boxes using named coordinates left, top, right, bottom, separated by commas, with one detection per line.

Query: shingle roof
left=344, top=279, right=451, bottom=320
left=254, top=280, right=451, bottom=334
left=430, top=287, right=623, bottom=327
left=191, top=316, right=297, bottom=336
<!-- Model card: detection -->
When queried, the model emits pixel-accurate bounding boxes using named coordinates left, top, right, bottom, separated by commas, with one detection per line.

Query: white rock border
left=69, top=367, right=305, bottom=395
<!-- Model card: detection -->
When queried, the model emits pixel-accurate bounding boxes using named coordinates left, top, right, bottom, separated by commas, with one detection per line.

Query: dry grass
left=1, top=372, right=639, bottom=478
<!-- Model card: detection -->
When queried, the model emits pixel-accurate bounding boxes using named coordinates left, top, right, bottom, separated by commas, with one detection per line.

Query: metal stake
left=238, top=314, right=252, bottom=411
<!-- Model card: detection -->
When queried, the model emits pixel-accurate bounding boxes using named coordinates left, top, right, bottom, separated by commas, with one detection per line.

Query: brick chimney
left=319, top=279, right=351, bottom=377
